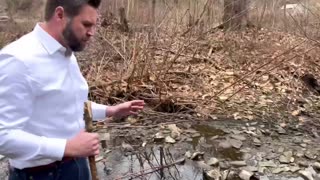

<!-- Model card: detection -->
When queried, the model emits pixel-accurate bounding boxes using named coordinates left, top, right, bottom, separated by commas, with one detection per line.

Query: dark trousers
left=9, top=158, right=90, bottom=180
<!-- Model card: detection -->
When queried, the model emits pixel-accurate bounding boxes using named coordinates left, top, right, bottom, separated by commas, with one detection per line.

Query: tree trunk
left=223, top=0, right=249, bottom=31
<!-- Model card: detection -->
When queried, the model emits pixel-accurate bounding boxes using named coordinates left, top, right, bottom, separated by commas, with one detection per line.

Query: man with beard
left=0, top=0, right=145, bottom=179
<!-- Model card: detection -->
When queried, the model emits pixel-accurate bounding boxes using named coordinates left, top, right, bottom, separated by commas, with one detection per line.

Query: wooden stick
left=84, top=101, right=99, bottom=180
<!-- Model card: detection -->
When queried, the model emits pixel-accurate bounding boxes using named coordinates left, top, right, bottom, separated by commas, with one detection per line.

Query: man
left=0, top=0, right=145, bottom=179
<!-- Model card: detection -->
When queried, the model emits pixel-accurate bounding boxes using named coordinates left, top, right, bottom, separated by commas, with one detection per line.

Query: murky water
left=99, top=124, right=245, bottom=179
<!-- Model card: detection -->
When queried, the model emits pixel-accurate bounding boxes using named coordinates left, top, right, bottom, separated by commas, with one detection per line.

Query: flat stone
left=259, top=161, right=277, bottom=167
left=300, top=143, right=307, bottom=148
left=253, top=138, right=262, bottom=146
left=248, top=127, right=256, bottom=131
left=184, top=129, right=198, bottom=134
left=313, top=162, right=320, bottom=170
left=272, top=167, right=285, bottom=174
left=231, top=129, right=242, bottom=135
left=277, top=127, right=286, bottom=134
left=298, top=161, right=309, bottom=167
left=290, top=166, right=301, bottom=172
left=185, top=151, right=192, bottom=158
left=239, top=170, right=253, bottom=180
left=204, top=168, right=221, bottom=180
left=278, top=147, right=285, bottom=153
left=229, top=139, right=243, bottom=149
left=231, top=134, right=246, bottom=141
left=191, top=151, right=204, bottom=160
left=305, top=151, right=317, bottom=160
left=191, top=133, right=201, bottom=138
left=241, top=166, right=258, bottom=172
left=299, top=167, right=316, bottom=180
left=207, top=157, right=219, bottom=166
left=165, top=136, right=176, bottom=143
left=229, top=161, right=247, bottom=167
left=218, top=140, right=232, bottom=149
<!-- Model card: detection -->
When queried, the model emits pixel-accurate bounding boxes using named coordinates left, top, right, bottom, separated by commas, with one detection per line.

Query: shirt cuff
left=42, top=137, right=66, bottom=160
left=91, top=102, right=107, bottom=121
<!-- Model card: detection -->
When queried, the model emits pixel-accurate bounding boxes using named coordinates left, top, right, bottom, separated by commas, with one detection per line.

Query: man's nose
left=87, top=28, right=95, bottom=37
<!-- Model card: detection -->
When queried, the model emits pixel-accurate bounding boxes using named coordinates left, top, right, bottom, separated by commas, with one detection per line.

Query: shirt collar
left=33, top=23, right=72, bottom=57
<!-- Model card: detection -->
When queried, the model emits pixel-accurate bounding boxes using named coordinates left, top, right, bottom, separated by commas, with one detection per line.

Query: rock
left=266, top=153, right=278, bottom=160
left=229, top=161, right=247, bottom=167
left=272, top=167, right=285, bottom=174
left=298, top=161, right=309, bottom=167
left=154, top=132, right=165, bottom=142
left=167, top=124, right=182, bottom=139
left=207, top=157, right=219, bottom=166
left=290, top=166, right=301, bottom=172
left=303, top=139, right=312, bottom=144
left=210, top=135, right=219, bottom=140
left=229, top=139, right=243, bottom=149
left=277, top=127, right=286, bottom=134
left=259, top=161, right=277, bottom=167
left=305, top=151, right=317, bottom=160
left=248, top=127, right=256, bottom=131
left=253, top=138, right=262, bottom=146
left=250, top=122, right=258, bottom=126
left=226, top=170, right=239, bottom=180
left=256, top=129, right=263, bottom=136
left=231, top=129, right=242, bottom=135
left=246, top=158, right=258, bottom=167
left=296, top=151, right=305, bottom=157
left=184, top=129, right=198, bottom=134
left=192, top=133, right=201, bottom=138
left=221, top=170, right=229, bottom=180
left=218, top=140, right=232, bottom=149
left=260, top=176, right=270, bottom=180
left=300, top=143, right=307, bottom=148
left=278, top=147, right=285, bottom=153
left=244, top=130, right=258, bottom=136
left=231, top=134, right=246, bottom=141
left=185, top=151, right=192, bottom=158
left=0, top=155, right=4, bottom=161
left=121, top=142, right=134, bottom=152
left=191, top=151, right=204, bottom=160
left=165, top=136, right=176, bottom=143
left=241, top=166, right=258, bottom=172
left=258, top=167, right=268, bottom=173
left=219, top=161, right=231, bottom=169
left=313, top=162, right=320, bottom=170
left=280, top=151, right=294, bottom=164
left=239, top=170, right=253, bottom=180
left=197, top=161, right=212, bottom=170
left=299, top=167, right=317, bottom=180
left=203, top=168, right=221, bottom=180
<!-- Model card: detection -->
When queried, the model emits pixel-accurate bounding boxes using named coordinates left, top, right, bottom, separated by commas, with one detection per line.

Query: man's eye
left=83, top=23, right=92, bottom=28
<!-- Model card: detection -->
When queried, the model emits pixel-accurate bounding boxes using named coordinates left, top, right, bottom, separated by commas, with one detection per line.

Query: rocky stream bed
left=1, top=116, right=319, bottom=180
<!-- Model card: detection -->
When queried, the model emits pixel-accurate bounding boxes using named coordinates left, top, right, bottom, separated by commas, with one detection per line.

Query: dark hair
left=44, top=0, right=101, bottom=21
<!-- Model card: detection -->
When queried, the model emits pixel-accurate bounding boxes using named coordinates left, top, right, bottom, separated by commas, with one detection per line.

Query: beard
left=62, top=20, right=85, bottom=52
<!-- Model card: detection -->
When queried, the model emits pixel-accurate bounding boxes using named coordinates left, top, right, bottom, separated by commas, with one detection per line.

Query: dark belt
left=17, top=157, right=75, bottom=173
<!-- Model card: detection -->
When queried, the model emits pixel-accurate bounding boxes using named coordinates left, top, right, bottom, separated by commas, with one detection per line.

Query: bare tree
left=223, top=0, right=250, bottom=30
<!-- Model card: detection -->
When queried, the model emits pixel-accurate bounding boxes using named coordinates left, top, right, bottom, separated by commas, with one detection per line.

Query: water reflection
left=100, top=145, right=203, bottom=180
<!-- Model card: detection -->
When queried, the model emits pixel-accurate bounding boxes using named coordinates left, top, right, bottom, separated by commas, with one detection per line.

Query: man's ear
left=54, top=6, right=65, bottom=20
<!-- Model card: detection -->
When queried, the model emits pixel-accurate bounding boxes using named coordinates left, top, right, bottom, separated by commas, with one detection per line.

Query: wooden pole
left=84, top=101, right=99, bottom=180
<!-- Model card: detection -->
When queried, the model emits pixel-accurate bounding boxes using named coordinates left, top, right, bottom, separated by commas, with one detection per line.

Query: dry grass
left=1, top=0, right=320, bottom=124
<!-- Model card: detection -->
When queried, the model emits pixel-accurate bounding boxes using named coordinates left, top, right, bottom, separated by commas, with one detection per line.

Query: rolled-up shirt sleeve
left=0, top=54, right=66, bottom=161
left=91, top=102, right=107, bottom=121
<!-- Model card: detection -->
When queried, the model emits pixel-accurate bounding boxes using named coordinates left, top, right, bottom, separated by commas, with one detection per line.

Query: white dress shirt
left=0, top=23, right=107, bottom=169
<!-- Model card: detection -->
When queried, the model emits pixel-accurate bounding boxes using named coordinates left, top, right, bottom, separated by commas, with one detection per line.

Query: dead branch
left=114, top=158, right=185, bottom=180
